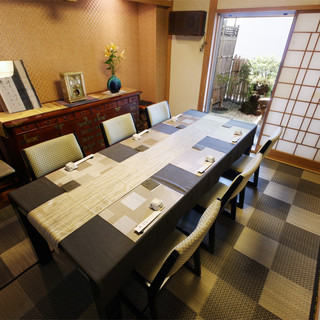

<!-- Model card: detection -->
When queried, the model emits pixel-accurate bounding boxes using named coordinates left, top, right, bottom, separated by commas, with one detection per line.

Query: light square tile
left=235, top=205, right=255, bottom=226
left=287, top=205, right=320, bottom=236
left=167, top=266, right=218, bottom=313
left=0, top=282, right=35, bottom=319
left=259, top=270, right=312, bottom=320
left=301, top=170, right=320, bottom=184
left=259, top=166, right=276, bottom=181
left=1, top=239, right=37, bottom=277
left=234, top=227, right=279, bottom=269
left=264, top=181, right=296, bottom=204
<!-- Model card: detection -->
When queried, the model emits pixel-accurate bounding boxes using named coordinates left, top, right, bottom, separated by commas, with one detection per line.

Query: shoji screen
left=260, top=12, right=320, bottom=166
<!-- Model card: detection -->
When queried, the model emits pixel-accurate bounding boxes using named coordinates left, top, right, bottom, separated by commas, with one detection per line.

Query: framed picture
left=0, top=60, right=42, bottom=113
left=59, top=71, right=87, bottom=103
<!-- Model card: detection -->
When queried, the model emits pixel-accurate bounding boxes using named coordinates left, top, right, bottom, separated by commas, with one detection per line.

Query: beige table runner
left=28, top=114, right=251, bottom=249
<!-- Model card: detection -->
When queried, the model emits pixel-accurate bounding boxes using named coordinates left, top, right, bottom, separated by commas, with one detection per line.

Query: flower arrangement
left=104, top=42, right=125, bottom=75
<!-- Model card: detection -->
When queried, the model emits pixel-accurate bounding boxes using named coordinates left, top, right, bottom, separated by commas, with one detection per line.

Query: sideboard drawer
left=13, top=123, right=38, bottom=134
left=92, top=105, right=105, bottom=114
left=129, top=96, right=139, bottom=104
left=105, top=102, right=118, bottom=110
left=117, top=98, right=129, bottom=107
left=57, top=114, right=75, bottom=123
left=38, top=118, right=58, bottom=128
left=75, top=109, right=91, bottom=118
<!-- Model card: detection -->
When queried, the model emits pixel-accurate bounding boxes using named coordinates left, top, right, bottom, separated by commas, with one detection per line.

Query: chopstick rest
left=65, top=154, right=94, bottom=172
left=132, top=129, right=149, bottom=140
left=198, top=156, right=215, bottom=174
left=134, top=205, right=165, bottom=234
left=232, top=136, right=241, bottom=143
left=171, top=114, right=182, bottom=122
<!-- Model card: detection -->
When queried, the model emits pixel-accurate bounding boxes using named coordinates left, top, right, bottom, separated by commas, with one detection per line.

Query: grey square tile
left=156, top=289, right=197, bottom=319
left=293, top=191, right=320, bottom=214
left=0, top=257, right=14, bottom=289
left=252, top=304, right=281, bottom=320
left=271, top=171, right=301, bottom=189
left=252, top=194, right=291, bottom=221
left=278, top=222, right=320, bottom=260
left=259, top=270, right=312, bottom=320
left=33, top=270, right=93, bottom=320
left=218, top=249, right=269, bottom=301
left=271, top=244, right=317, bottom=291
left=0, top=219, right=26, bottom=254
left=234, top=227, right=279, bottom=269
left=277, top=163, right=303, bottom=177
left=247, top=209, right=285, bottom=242
left=200, top=277, right=257, bottom=320
left=297, top=179, right=320, bottom=198
left=287, top=205, right=320, bottom=236
left=215, top=214, right=245, bottom=247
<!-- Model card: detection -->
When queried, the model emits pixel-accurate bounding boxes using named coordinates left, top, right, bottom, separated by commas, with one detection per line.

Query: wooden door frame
left=197, top=4, right=320, bottom=112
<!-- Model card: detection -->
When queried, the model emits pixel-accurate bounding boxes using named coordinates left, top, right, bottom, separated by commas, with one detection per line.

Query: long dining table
left=8, top=109, right=257, bottom=318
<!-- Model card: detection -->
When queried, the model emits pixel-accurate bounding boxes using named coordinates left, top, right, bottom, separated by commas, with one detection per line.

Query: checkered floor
left=0, top=158, right=319, bottom=319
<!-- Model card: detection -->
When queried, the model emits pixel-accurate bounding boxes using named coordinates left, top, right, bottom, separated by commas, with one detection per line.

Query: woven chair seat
left=0, top=160, right=15, bottom=179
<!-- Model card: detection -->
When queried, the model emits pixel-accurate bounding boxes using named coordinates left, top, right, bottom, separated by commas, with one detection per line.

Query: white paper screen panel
left=261, top=12, right=320, bottom=162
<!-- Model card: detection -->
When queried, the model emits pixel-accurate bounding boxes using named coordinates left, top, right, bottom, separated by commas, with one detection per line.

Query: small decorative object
left=104, top=42, right=125, bottom=93
left=60, top=71, right=86, bottom=103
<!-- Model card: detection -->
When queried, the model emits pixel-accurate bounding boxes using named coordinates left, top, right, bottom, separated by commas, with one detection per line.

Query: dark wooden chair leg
left=247, top=166, right=260, bottom=188
left=238, top=188, right=245, bottom=209
left=148, top=291, right=158, bottom=319
left=230, top=197, right=237, bottom=220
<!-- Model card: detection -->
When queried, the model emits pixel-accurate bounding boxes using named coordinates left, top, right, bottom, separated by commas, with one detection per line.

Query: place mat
left=184, top=109, right=207, bottom=118
left=99, top=144, right=139, bottom=162
left=98, top=183, right=183, bottom=242
left=120, top=130, right=170, bottom=149
left=224, top=119, right=257, bottom=130
left=45, top=152, right=116, bottom=187
left=152, top=164, right=201, bottom=194
left=151, top=122, right=180, bottom=135
left=8, top=177, right=65, bottom=213
left=197, top=136, right=234, bottom=153
left=170, top=147, right=225, bottom=176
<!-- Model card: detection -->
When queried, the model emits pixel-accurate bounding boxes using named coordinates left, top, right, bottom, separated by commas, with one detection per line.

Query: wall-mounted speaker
left=169, top=11, right=207, bottom=36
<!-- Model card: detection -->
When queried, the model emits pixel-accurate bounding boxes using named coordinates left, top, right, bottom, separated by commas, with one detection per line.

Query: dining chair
left=100, top=113, right=137, bottom=147
left=228, top=126, right=282, bottom=189
left=122, top=199, right=221, bottom=319
left=0, top=159, right=17, bottom=191
left=146, top=101, right=171, bottom=127
left=197, top=153, right=263, bottom=253
left=22, top=133, right=84, bottom=180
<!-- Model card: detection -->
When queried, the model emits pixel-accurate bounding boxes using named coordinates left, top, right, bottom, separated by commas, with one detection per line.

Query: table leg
left=90, top=280, right=123, bottom=319
left=13, top=205, right=53, bottom=264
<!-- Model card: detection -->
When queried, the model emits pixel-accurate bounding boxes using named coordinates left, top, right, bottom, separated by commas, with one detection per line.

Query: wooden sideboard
left=0, top=88, right=142, bottom=182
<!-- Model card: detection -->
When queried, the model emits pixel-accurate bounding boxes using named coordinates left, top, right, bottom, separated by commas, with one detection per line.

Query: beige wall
left=0, top=0, right=168, bottom=104
left=0, top=0, right=141, bottom=103
left=169, top=0, right=210, bottom=115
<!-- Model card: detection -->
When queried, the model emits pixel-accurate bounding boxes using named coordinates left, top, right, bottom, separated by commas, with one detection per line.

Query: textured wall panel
left=0, top=0, right=141, bottom=103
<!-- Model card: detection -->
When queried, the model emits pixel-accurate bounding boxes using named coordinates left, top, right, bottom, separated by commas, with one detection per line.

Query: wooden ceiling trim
left=125, top=0, right=173, bottom=7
